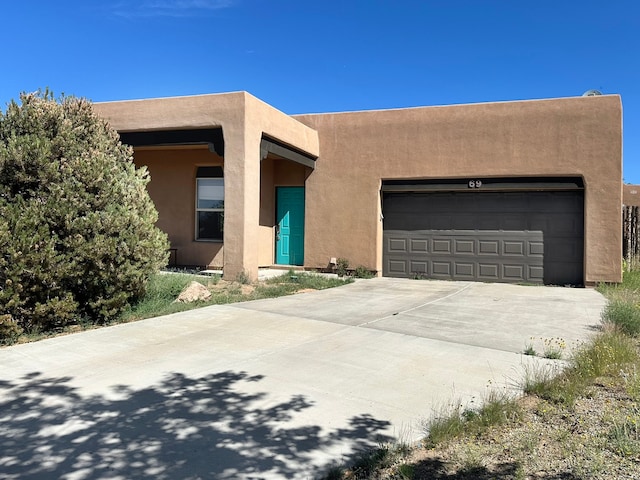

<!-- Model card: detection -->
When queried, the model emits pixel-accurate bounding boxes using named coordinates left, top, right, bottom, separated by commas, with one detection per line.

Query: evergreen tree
left=0, top=91, right=168, bottom=339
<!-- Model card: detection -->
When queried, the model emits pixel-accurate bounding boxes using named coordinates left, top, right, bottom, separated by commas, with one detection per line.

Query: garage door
left=382, top=190, right=584, bottom=285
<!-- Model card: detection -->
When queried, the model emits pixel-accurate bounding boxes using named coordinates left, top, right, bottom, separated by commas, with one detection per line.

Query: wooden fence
left=624, top=205, right=640, bottom=267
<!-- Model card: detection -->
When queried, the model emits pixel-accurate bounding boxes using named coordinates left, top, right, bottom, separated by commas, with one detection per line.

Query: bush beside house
left=0, top=91, right=168, bottom=341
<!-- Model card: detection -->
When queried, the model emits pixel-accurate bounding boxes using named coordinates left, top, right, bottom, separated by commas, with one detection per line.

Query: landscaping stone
left=175, top=281, right=211, bottom=303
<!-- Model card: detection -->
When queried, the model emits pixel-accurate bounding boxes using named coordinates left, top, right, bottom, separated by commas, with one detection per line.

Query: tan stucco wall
left=95, top=92, right=319, bottom=280
left=133, top=146, right=224, bottom=267
left=294, top=95, right=623, bottom=283
left=624, top=185, right=640, bottom=206
left=131, top=148, right=309, bottom=268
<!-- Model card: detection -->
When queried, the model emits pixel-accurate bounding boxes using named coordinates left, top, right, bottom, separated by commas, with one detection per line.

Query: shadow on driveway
left=0, top=371, right=391, bottom=479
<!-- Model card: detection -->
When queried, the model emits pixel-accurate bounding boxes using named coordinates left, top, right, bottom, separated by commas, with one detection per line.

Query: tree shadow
left=0, top=371, right=392, bottom=479
left=412, top=457, right=582, bottom=479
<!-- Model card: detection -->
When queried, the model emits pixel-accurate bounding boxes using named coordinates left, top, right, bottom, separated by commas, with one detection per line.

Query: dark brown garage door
left=382, top=191, right=584, bottom=285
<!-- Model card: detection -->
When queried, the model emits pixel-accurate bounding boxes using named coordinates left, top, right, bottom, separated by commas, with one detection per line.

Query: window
left=196, top=167, right=224, bottom=241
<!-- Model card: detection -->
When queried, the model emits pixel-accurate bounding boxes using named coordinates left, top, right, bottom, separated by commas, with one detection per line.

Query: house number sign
left=468, top=179, right=483, bottom=188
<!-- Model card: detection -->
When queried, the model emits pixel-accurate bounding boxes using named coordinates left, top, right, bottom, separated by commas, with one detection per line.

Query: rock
left=175, top=281, right=211, bottom=303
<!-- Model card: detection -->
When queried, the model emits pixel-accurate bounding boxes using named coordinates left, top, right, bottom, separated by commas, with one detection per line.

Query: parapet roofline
left=290, top=94, right=622, bottom=117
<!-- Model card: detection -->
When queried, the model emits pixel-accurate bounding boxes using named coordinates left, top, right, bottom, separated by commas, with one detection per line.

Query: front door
left=276, top=187, right=305, bottom=265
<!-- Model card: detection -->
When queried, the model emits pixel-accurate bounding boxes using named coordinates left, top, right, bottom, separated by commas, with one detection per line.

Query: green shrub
left=0, top=91, right=168, bottom=338
left=602, top=300, right=640, bottom=337
left=0, top=314, right=23, bottom=344
left=336, top=258, right=349, bottom=277
left=354, top=266, right=375, bottom=278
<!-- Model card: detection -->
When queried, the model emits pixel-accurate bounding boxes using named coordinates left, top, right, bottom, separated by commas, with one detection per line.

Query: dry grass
left=407, top=372, right=640, bottom=479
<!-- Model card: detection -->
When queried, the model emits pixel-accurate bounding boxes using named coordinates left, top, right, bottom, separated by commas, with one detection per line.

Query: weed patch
left=608, top=406, right=640, bottom=457
left=354, top=266, right=375, bottom=279
left=120, top=272, right=214, bottom=322
left=522, top=342, right=537, bottom=356
left=602, top=299, right=640, bottom=336
left=542, top=337, right=566, bottom=359
left=571, top=329, right=638, bottom=379
left=424, top=390, right=521, bottom=448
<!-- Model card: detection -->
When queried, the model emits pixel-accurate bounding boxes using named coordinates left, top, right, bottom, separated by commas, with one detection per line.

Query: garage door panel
left=433, top=239, right=452, bottom=254
left=410, top=239, right=429, bottom=253
left=410, top=261, right=428, bottom=274
left=432, top=261, right=451, bottom=276
left=388, top=237, right=407, bottom=252
left=503, top=240, right=525, bottom=256
left=503, top=264, right=526, bottom=281
left=388, top=259, right=408, bottom=275
left=478, top=263, right=500, bottom=279
left=455, top=263, right=474, bottom=277
left=454, top=239, right=475, bottom=254
left=383, top=191, right=584, bottom=285
left=529, top=241, right=544, bottom=256
left=479, top=240, right=499, bottom=255
left=529, top=265, right=544, bottom=281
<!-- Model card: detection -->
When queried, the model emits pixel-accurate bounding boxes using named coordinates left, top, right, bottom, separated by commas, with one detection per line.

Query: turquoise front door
left=276, top=187, right=305, bottom=265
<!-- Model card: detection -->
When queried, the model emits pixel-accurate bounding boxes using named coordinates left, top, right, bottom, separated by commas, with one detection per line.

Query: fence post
left=626, top=205, right=631, bottom=270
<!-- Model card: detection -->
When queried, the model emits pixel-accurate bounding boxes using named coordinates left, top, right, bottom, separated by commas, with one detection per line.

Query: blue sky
left=1, top=1, right=638, bottom=181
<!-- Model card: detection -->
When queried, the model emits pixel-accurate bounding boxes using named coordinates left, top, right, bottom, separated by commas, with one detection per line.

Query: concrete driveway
left=0, top=278, right=605, bottom=479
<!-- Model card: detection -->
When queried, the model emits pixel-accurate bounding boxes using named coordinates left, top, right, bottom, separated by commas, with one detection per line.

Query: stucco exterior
left=95, top=92, right=319, bottom=280
left=624, top=185, right=640, bottom=207
left=94, top=93, right=623, bottom=284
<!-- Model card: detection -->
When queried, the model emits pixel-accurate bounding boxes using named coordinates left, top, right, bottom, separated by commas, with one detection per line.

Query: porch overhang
left=260, top=136, right=317, bottom=169
left=118, top=128, right=224, bottom=157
